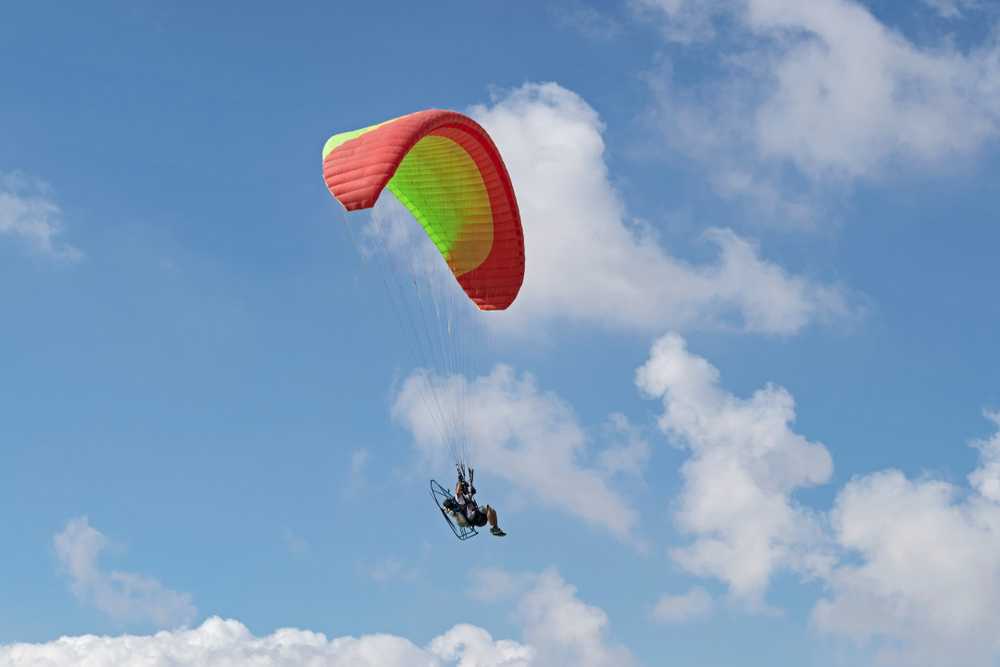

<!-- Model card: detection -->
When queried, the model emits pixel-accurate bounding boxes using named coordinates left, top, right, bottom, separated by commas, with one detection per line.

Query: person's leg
left=484, top=505, right=506, bottom=536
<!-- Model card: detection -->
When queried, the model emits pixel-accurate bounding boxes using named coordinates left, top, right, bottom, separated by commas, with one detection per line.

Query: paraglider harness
left=430, top=465, right=486, bottom=541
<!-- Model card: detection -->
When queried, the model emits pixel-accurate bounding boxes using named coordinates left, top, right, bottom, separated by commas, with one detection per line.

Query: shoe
left=490, top=527, right=506, bottom=537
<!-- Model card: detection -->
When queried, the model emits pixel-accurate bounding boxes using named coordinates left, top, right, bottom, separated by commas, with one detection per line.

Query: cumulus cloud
left=429, top=625, right=535, bottom=667
left=636, top=333, right=834, bottom=604
left=651, top=586, right=715, bottom=623
left=466, top=568, right=634, bottom=667
left=0, top=172, right=82, bottom=260
left=0, top=618, right=454, bottom=667
left=968, top=410, right=1000, bottom=502
left=813, top=415, right=1000, bottom=666
left=640, top=0, right=1000, bottom=217
left=468, top=83, right=849, bottom=335
left=53, top=517, right=196, bottom=629
left=633, top=334, right=1000, bottom=664
left=392, top=365, right=641, bottom=543
left=0, top=569, right=628, bottom=667
left=517, top=569, right=635, bottom=667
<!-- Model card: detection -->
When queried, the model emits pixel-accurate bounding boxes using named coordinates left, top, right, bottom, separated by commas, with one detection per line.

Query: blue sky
left=3, top=1, right=1000, bottom=666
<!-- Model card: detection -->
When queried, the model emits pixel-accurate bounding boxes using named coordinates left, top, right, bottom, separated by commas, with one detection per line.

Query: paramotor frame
left=430, top=479, right=478, bottom=541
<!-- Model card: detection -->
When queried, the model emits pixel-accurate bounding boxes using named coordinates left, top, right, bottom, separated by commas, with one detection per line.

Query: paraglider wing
left=322, top=109, right=525, bottom=310
left=324, top=111, right=524, bottom=540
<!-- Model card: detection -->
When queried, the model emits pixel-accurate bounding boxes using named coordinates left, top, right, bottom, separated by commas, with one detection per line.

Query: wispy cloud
left=53, top=517, right=196, bottom=629
left=652, top=586, right=715, bottom=623
left=552, top=2, right=625, bottom=41
left=639, top=0, right=1000, bottom=222
left=283, top=529, right=311, bottom=558
left=393, top=364, right=643, bottom=544
left=922, top=0, right=984, bottom=18
left=0, top=172, right=82, bottom=261
left=343, top=447, right=370, bottom=498
left=367, top=557, right=413, bottom=584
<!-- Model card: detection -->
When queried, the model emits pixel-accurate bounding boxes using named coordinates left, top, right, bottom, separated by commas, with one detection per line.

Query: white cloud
left=968, top=410, right=1000, bottom=502
left=465, top=568, right=634, bottom=667
left=813, top=415, right=1000, bottom=666
left=923, top=0, right=982, bottom=18
left=652, top=586, right=715, bottom=623
left=429, top=625, right=535, bottom=667
left=345, top=447, right=370, bottom=497
left=469, top=568, right=538, bottom=603
left=366, top=196, right=444, bottom=281
left=517, top=570, right=635, bottom=667
left=0, top=618, right=447, bottom=667
left=640, top=0, right=1000, bottom=216
left=53, top=517, right=196, bottom=629
left=631, top=0, right=727, bottom=43
left=367, top=557, right=417, bottom=584
left=0, top=172, right=82, bottom=260
left=464, top=82, right=849, bottom=335
left=597, top=413, right=651, bottom=478
left=392, top=365, right=641, bottom=543
left=632, top=333, right=1000, bottom=663
left=750, top=0, right=1000, bottom=176
left=0, top=569, right=628, bottom=667
left=283, top=530, right=310, bottom=558
left=553, top=3, right=625, bottom=41
left=636, top=333, right=834, bottom=604
left=351, top=448, right=369, bottom=478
